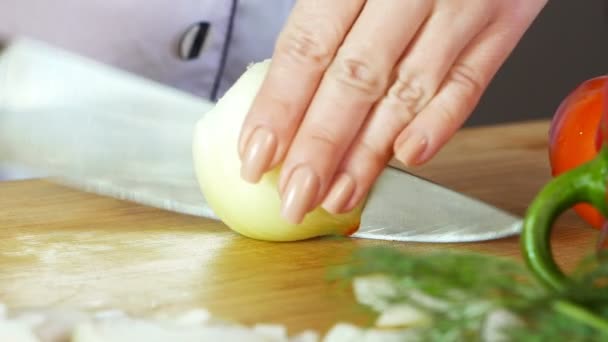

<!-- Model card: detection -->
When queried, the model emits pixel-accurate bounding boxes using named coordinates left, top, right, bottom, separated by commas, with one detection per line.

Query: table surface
left=0, top=119, right=600, bottom=334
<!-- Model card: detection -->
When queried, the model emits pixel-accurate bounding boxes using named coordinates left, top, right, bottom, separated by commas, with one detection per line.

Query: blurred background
left=467, top=0, right=608, bottom=126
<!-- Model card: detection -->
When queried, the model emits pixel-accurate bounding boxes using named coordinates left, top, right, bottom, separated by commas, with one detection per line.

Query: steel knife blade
left=0, top=38, right=521, bottom=242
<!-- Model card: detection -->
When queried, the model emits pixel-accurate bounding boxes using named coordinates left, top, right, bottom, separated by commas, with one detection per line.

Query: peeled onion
left=192, top=60, right=363, bottom=241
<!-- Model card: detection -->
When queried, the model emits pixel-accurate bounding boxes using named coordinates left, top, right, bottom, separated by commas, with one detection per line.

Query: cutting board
left=0, top=119, right=600, bottom=334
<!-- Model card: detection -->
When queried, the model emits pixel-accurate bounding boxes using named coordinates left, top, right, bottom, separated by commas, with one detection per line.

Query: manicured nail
left=240, top=127, right=277, bottom=183
left=280, top=166, right=319, bottom=224
left=322, top=173, right=355, bottom=214
left=395, top=133, right=428, bottom=167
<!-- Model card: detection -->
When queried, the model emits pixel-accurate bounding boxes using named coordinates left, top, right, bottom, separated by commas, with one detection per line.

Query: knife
left=0, top=38, right=522, bottom=242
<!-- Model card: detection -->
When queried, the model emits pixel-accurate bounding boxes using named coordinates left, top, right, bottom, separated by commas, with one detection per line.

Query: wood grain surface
left=0, top=119, right=601, bottom=335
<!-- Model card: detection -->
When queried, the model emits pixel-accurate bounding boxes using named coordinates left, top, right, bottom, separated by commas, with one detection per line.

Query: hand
left=238, top=0, right=547, bottom=224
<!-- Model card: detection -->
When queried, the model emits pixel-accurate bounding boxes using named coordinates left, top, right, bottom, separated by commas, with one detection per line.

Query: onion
left=192, top=60, right=363, bottom=241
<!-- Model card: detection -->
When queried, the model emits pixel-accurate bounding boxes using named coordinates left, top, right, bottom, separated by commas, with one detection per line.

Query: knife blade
left=0, top=37, right=217, bottom=219
left=0, top=38, right=522, bottom=242
left=355, top=166, right=521, bottom=242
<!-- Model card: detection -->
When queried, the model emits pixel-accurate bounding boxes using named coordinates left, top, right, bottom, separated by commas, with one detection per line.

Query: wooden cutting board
left=0, top=119, right=600, bottom=335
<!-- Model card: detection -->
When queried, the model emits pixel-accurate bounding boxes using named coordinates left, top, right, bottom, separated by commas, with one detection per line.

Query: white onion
left=192, top=60, right=362, bottom=241
left=375, top=304, right=431, bottom=329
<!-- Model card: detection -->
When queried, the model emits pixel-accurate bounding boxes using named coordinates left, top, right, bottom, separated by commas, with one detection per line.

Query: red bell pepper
left=548, top=75, right=608, bottom=228
left=522, top=74, right=608, bottom=292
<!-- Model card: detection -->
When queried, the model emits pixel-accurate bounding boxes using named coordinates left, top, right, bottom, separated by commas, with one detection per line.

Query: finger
left=238, top=0, right=365, bottom=183
left=322, top=1, right=494, bottom=214
left=278, top=0, right=432, bottom=223
left=394, top=13, right=540, bottom=166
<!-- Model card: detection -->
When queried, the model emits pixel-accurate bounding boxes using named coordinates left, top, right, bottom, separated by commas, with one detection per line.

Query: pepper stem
left=521, top=147, right=608, bottom=292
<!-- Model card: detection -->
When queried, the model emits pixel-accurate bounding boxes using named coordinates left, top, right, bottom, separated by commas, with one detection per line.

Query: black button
left=179, top=21, right=211, bottom=60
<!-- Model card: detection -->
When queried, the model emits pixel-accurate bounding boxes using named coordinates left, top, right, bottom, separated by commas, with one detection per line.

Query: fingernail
left=281, top=166, right=319, bottom=224
left=322, top=173, right=355, bottom=214
left=240, top=127, right=277, bottom=183
left=395, top=133, right=427, bottom=167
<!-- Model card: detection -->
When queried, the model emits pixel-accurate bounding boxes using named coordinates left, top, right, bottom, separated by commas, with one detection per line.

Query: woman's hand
left=238, top=0, right=547, bottom=224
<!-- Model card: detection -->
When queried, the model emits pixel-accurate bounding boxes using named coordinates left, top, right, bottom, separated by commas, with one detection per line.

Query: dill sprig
left=329, top=246, right=608, bottom=341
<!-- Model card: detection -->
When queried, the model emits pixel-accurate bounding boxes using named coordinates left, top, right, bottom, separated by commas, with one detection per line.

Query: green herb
left=329, top=246, right=608, bottom=341
left=327, top=143, right=608, bottom=340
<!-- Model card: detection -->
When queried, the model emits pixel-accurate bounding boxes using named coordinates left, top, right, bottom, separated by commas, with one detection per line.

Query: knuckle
left=434, top=96, right=467, bottom=129
left=436, top=100, right=460, bottom=128
left=382, top=97, right=418, bottom=128
left=276, top=23, right=334, bottom=68
left=447, top=62, right=484, bottom=97
left=432, top=63, right=484, bottom=127
left=306, top=125, right=341, bottom=150
left=395, top=109, right=417, bottom=128
left=328, top=56, right=387, bottom=97
left=265, top=93, right=296, bottom=124
left=387, top=73, right=428, bottom=115
left=357, top=139, right=391, bottom=167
